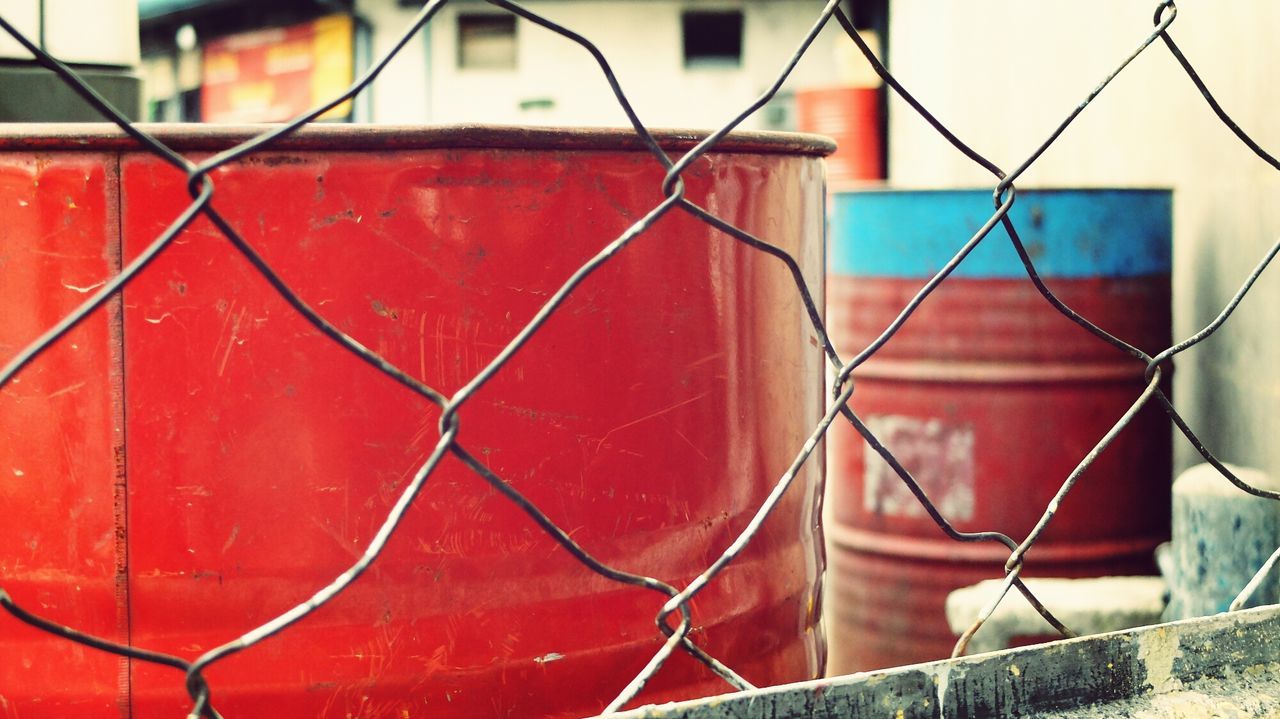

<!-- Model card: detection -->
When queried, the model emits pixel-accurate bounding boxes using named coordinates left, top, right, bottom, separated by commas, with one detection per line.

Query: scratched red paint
left=860, top=414, right=975, bottom=522
left=0, top=154, right=127, bottom=716
left=14, top=126, right=831, bottom=718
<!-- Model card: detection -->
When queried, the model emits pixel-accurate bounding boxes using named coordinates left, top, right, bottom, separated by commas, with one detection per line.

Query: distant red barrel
left=0, top=125, right=832, bottom=718
left=824, top=188, right=1172, bottom=672
left=795, top=87, right=882, bottom=185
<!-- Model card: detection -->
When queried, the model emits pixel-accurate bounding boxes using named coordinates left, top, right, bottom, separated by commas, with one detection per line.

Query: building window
left=682, top=10, right=743, bottom=69
left=761, top=91, right=795, bottom=131
left=457, top=14, right=517, bottom=70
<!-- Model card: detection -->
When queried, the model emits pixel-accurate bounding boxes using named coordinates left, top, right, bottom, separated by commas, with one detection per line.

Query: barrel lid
left=832, top=185, right=1175, bottom=193
left=0, top=123, right=836, bottom=156
left=828, top=186, right=1173, bottom=279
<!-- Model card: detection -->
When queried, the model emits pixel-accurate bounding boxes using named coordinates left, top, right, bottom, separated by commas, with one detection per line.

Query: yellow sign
left=202, top=14, right=354, bottom=123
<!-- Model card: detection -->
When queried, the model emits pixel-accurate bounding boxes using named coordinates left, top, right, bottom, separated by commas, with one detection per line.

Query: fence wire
left=1, top=0, right=1279, bottom=716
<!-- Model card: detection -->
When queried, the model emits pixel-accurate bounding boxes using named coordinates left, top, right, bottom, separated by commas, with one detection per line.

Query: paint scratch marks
left=533, top=652, right=565, bottom=665
left=46, top=381, right=86, bottom=399
left=214, top=304, right=249, bottom=377
left=61, top=279, right=106, bottom=294
left=592, top=391, right=711, bottom=453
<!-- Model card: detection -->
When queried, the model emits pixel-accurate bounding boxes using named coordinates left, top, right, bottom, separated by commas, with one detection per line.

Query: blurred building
left=0, top=0, right=141, bottom=120
left=138, top=0, right=885, bottom=131
left=139, top=0, right=369, bottom=122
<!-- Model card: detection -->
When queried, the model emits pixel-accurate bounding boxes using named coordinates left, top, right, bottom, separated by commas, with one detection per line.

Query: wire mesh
left=1, top=0, right=1278, bottom=716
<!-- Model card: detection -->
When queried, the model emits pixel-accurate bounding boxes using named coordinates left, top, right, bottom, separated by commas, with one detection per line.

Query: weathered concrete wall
left=884, top=1, right=1280, bottom=480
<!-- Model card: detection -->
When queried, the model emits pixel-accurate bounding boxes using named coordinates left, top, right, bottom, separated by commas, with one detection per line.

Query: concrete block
left=1166, top=463, right=1280, bottom=619
left=945, top=576, right=1167, bottom=655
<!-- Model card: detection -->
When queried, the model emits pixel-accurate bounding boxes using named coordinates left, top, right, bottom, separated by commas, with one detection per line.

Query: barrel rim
left=831, top=185, right=1175, bottom=193
left=0, top=123, right=837, bottom=156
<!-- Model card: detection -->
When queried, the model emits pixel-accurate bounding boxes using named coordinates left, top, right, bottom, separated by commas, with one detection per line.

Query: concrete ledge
left=605, top=604, right=1280, bottom=718
left=945, top=576, right=1168, bottom=654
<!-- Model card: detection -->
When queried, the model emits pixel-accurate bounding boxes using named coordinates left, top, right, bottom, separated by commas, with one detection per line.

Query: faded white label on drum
left=863, top=414, right=975, bottom=521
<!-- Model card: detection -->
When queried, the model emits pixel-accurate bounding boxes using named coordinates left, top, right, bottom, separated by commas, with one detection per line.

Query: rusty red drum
left=825, top=188, right=1172, bottom=673
left=0, top=125, right=832, bottom=718
left=795, top=87, right=882, bottom=186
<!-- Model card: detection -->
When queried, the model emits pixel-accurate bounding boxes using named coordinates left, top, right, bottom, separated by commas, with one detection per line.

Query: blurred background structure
left=135, top=0, right=885, bottom=131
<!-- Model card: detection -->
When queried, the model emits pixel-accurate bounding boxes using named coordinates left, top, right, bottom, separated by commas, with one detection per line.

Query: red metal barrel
left=0, top=125, right=832, bottom=718
left=0, top=148, right=128, bottom=716
left=824, top=188, right=1172, bottom=672
left=795, top=87, right=882, bottom=185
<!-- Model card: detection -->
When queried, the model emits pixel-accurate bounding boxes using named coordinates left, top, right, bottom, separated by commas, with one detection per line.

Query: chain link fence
left=1, top=0, right=1278, bottom=716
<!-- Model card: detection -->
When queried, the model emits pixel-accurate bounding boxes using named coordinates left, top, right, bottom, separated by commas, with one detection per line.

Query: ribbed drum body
left=825, top=189, right=1172, bottom=672
left=795, top=87, right=882, bottom=185
left=0, top=126, right=830, bottom=718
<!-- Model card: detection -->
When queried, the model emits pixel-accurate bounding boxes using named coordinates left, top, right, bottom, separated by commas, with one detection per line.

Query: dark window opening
left=682, top=11, right=742, bottom=68
left=847, top=0, right=878, bottom=31
left=762, top=92, right=795, bottom=131
left=179, top=87, right=202, bottom=122
left=457, top=14, right=517, bottom=70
